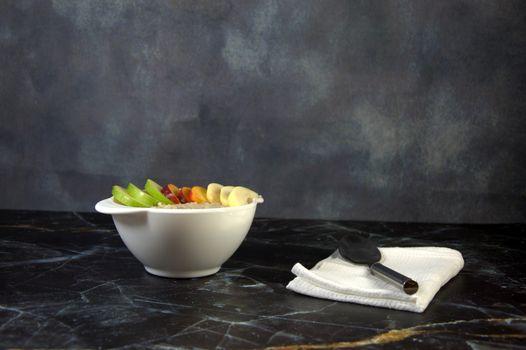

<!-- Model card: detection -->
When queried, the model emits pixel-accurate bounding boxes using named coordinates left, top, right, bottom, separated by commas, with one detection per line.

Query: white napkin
left=287, top=247, right=464, bottom=313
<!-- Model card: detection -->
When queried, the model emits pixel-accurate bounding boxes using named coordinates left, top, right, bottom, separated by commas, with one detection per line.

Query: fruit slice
left=112, top=185, right=150, bottom=207
left=144, top=179, right=172, bottom=205
left=191, top=186, right=208, bottom=203
left=180, top=187, right=193, bottom=203
left=206, top=183, right=223, bottom=203
left=165, top=192, right=180, bottom=204
left=161, top=183, right=181, bottom=204
left=162, top=183, right=179, bottom=195
left=127, top=183, right=158, bottom=206
left=175, top=188, right=185, bottom=203
left=227, top=186, right=259, bottom=206
left=220, top=186, right=234, bottom=206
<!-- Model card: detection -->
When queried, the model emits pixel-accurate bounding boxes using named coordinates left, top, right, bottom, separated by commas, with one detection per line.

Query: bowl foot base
left=144, top=266, right=220, bottom=278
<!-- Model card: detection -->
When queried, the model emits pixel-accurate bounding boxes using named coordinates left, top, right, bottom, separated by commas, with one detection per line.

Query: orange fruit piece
left=191, top=186, right=209, bottom=203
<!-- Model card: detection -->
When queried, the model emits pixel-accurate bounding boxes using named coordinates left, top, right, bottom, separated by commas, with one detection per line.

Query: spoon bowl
left=338, top=234, right=419, bottom=295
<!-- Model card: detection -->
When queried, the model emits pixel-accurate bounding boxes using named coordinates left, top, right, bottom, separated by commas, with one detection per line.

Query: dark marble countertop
left=1, top=210, right=525, bottom=349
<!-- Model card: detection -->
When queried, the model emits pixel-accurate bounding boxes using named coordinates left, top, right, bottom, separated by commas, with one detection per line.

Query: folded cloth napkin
left=287, top=247, right=464, bottom=313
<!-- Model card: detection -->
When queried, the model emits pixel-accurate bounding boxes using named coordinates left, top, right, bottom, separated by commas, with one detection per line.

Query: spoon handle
left=370, top=263, right=419, bottom=295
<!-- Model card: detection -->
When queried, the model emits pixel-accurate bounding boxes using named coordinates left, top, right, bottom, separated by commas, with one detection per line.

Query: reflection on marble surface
left=0, top=211, right=525, bottom=349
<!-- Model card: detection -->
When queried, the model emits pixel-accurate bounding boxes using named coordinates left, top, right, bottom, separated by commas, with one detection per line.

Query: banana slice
left=220, top=186, right=234, bottom=206
left=227, top=186, right=259, bottom=206
left=207, top=183, right=223, bottom=204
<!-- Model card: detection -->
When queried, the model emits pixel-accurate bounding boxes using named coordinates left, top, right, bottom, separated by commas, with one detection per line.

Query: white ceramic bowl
left=95, top=197, right=262, bottom=278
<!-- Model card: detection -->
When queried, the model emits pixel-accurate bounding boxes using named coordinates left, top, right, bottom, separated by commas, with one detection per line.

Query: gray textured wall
left=1, top=0, right=525, bottom=223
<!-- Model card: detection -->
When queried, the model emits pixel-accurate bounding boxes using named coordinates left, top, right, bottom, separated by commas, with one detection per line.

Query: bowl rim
left=95, top=197, right=262, bottom=215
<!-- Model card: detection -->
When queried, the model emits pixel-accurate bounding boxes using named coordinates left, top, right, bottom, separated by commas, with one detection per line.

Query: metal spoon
left=338, top=234, right=419, bottom=295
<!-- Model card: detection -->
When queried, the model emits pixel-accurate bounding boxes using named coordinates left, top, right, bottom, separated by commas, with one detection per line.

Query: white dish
left=95, top=197, right=262, bottom=278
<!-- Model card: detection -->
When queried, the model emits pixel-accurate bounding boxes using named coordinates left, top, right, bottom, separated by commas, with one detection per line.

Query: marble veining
left=0, top=211, right=525, bottom=349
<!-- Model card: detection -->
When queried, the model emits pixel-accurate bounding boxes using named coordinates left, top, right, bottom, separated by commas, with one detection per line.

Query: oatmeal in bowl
left=95, top=179, right=263, bottom=278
